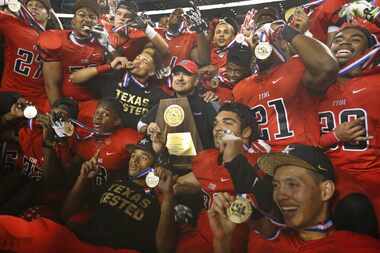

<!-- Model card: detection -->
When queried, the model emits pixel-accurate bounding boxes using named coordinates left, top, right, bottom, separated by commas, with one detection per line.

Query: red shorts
left=0, top=216, right=139, bottom=253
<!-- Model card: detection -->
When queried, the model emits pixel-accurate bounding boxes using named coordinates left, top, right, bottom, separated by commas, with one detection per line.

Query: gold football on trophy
left=164, top=104, right=185, bottom=127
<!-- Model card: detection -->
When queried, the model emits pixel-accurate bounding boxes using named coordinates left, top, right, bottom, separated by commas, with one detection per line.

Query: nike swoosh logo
left=352, top=88, right=366, bottom=94
left=193, top=112, right=203, bottom=116
left=272, top=77, right=283, bottom=85
left=220, top=178, right=230, bottom=182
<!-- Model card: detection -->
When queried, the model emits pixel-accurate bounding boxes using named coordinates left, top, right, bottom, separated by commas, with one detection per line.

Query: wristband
left=96, top=64, right=112, bottom=74
left=281, top=25, right=301, bottom=43
left=319, top=132, right=339, bottom=148
left=145, top=25, right=157, bottom=40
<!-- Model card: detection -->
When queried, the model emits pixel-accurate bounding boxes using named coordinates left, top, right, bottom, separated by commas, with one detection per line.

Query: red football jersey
left=176, top=148, right=260, bottom=253
left=233, top=57, right=321, bottom=152
left=157, top=29, right=198, bottom=65
left=210, top=47, right=227, bottom=69
left=74, top=128, right=140, bottom=186
left=18, top=126, right=74, bottom=182
left=248, top=230, right=380, bottom=253
left=38, top=30, right=105, bottom=101
left=0, top=12, right=46, bottom=100
left=319, top=74, right=380, bottom=173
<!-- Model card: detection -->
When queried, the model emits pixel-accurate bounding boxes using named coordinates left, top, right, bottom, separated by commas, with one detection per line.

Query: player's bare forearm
left=156, top=195, right=176, bottom=253
left=193, top=32, right=210, bottom=66
left=61, top=175, right=91, bottom=222
left=149, top=33, right=170, bottom=56
left=43, top=61, right=62, bottom=105
left=291, top=34, right=339, bottom=92
left=69, top=67, right=99, bottom=84
left=213, top=236, right=232, bottom=253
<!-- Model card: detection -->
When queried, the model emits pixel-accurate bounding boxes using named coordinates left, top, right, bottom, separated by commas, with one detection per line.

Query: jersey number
left=319, top=108, right=368, bottom=151
left=251, top=98, right=294, bottom=140
left=13, top=48, right=42, bottom=79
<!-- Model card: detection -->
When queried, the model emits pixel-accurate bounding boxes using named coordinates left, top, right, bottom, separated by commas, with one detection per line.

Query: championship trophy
left=155, top=97, right=203, bottom=170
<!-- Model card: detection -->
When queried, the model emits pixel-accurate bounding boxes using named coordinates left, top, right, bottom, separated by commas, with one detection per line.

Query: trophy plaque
left=155, top=97, right=203, bottom=170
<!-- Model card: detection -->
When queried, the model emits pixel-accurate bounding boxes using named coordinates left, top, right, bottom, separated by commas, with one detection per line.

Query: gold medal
left=145, top=171, right=160, bottom=188
left=164, top=104, right=185, bottom=127
left=63, top=122, right=74, bottom=137
left=227, top=196, right=253, bottom=224
left=255, top=42, right=273, bottom=60
left=8, top=0, right=21, bottom=12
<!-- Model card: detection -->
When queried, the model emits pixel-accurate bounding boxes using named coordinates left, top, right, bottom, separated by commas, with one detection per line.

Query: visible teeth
left=337, top=49, right=351, bottom=54
left=281, top=207, right=297, bottom=211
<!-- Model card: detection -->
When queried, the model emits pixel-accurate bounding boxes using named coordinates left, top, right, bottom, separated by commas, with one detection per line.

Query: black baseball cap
left=127, top=138, right=155, bottom=158
left=257, top=144, right=335, bottom=181
left=227, top=43, right=252, bottom=70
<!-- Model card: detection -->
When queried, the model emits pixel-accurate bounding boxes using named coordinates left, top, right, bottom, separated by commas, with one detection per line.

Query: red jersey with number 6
left=38, top=30, right=105, bottom=101
left=0, top=12, right=45, bottom=99
left=319, top=73, right=380, bottom=172
left=233, top=56, right=321, bottom=152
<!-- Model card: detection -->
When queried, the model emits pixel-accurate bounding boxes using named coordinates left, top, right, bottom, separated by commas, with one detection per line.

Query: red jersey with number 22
left=233, top=57, right=321, bottom=152
left=319, top=73, right=380, bottom=172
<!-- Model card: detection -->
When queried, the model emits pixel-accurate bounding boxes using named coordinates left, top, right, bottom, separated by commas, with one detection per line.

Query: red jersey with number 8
left=233, top=56, right=321, bottom=152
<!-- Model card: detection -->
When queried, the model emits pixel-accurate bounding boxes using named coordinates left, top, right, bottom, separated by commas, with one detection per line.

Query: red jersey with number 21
left=233, top=56, right=321, bottom=152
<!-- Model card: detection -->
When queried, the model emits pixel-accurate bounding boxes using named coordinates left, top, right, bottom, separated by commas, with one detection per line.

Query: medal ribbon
left=130, top=167, right=154, bottom=181
left=303, top=0, right=325, bottom=10
left=338, top=45, right=380, bottom=76
left=70, top=118, right=112, bottom=140
left=18, top=4, right=45, bottom=33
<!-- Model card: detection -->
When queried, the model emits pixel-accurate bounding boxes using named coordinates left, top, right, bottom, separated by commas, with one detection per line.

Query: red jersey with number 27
left=233, top=57, right=321, bottom=152
left=0, top=12, right=45, bottom=99
left=38, top=30, right=105, bottom=101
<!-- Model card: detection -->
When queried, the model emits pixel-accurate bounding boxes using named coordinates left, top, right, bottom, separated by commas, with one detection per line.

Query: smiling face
left=72, top=7, right=99, bottom=38
left=226, top=62, right=250, bottom=85
left=171, top=68, right=197, bottom=96
left=213, top=22, right=235, bottom=48
left=168, top=8, right=184, bottom=30
left=26, top=0, right=49, bottom=25
left=273, top=165, right=333, bottom=230
left=331, top=28, right=369, bottom=67
left=128, top=149, right=154, bottom=177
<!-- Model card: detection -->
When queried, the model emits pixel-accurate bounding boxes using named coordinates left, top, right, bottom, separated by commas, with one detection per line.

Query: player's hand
left=110, top=56, right=131, bottom=70
left=7, top=97, right=31, bottom=119
left=201, top=90, right=219, bottom=102
left=184, top=1, right=208, bottom=33
left=220, top=132, right=243, bottom=164
left=127, top=12, right=150, bottom=30
left=208, top=192, right=237, bottom=240
left=334, top=118, right=373, bottom=143
left=80, top=149, right=101, bottom=180
left=291, top=7, right=309, bottom=33
left=156, top=166, right=176, bottom=198
left=147, top=122, right=164, bottom=153
left=37, top=113, right=57, bottom=147
left=147, top=122, right=161, bottom=136
left=199, top=64, right=218, bottom=77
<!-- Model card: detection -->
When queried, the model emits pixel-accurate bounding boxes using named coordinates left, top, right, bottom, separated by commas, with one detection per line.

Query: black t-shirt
left=71, top=178, right=160, bottom=253
left=92, top=70, right=168, bottom=129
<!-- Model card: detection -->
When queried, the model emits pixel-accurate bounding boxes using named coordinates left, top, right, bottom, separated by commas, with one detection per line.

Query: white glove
left=339, top=0, right=374, bottom=21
